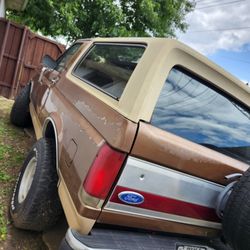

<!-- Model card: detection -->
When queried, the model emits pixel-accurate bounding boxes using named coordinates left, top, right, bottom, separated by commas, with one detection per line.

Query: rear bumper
left=59, top=227, right=230, bottom=250
left=60, top=229, right=107, bottom=250
left=59, top=237, right=73, bottom=250
left=59, top=229, right=90, bottom=250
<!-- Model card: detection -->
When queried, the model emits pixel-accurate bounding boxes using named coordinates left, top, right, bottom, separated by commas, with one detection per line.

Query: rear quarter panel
left=41, top=71, right=137, bottom=219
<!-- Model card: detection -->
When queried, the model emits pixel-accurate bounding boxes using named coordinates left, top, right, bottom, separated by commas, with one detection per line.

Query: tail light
left=83, top=143, right=126, bottom=200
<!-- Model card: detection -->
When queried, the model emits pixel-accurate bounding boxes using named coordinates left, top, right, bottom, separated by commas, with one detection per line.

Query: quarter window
left=151, top=67, right=250, bottom=164
left=55, top=43, right=82, bottom=72
left=73, top=44, right=145, bottom=99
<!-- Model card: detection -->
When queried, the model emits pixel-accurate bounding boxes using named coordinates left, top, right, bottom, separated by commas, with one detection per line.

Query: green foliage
left=7, top=0, right=195, bottom=41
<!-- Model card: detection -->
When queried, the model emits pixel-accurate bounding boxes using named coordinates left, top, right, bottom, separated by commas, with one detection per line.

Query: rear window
left=73, top=44, right=145, bottom=99
left=151, top=67, right=250, bottom=164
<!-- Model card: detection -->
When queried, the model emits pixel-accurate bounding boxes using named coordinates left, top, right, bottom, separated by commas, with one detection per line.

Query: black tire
left=10, top=84, right=32, bottom=127
left=222, top=168, right=250, bottom=250
left=10, top=138, right=62, bottom=231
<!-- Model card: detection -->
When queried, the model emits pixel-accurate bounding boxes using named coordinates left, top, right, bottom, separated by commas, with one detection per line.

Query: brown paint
left=37, top=61, right=138, bottom=222
left=41, top=79, right=133, bottom=220
left=52, top=74, right=136, bottom=216
left=132, top=122, right=249, bottom=185
left=98, top=210, right=219, bottom=237
left=57, top=74, right=138, bottom=153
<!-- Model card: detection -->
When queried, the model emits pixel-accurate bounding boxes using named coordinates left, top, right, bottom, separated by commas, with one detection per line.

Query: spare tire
left=222, top=168, right=250, bottom=250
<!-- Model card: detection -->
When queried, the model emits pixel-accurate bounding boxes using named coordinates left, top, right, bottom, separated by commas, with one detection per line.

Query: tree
left=7, top=0, right=195, bottom=42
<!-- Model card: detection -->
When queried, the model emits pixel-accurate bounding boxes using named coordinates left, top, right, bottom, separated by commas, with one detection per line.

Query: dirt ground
left=0, top=97, right=47, bottom=250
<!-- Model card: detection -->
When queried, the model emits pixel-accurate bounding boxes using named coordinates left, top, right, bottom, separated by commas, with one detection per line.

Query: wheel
left=10, top=84, right=32, bottom=127
left=10, top=138, right=62, bottom=231
left=222, top=168, right=250, bottom=250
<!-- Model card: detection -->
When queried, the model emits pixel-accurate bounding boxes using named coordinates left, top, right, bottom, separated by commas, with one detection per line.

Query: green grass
left=0, top=171, right=11, bottom=182
left=0, top=206, right=8, bottom=241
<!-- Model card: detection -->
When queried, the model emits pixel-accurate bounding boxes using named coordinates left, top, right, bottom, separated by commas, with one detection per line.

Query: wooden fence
left=0, top=18, right=65, bottom=98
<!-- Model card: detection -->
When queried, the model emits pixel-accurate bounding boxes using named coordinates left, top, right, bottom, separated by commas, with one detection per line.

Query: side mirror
left=42, top=55, right=57, bottom=69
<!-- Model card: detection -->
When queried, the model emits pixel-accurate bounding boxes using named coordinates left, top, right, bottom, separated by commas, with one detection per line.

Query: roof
left=71, top=37, right=249, bottom=122
left=78, top=37, right=250, bottom=97
left=6, top=0, right=28, bottom=11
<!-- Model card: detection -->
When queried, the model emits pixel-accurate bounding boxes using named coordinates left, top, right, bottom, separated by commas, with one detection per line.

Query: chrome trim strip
left=29, top=80, right=33, bottom=99
left=105, top=202, right=221, bottom=229
left=116, top=157, right=224, bottom=208
left=42, top=117, right=59, bottom=172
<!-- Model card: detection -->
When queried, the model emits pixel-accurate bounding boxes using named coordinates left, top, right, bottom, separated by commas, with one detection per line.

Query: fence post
left=0, top=19, right=10, bottom=70
left=9, top=26, right=28, bottom=99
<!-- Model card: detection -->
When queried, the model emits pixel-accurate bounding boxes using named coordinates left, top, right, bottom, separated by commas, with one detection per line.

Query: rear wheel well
left=43, top=120, right=58, bottom=171
left=44, top=122, right=56, bottom=139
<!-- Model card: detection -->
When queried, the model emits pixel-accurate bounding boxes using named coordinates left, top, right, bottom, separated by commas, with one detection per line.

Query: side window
left=55, top=43, right=82, bottom=72
left=73, top=44, right=145, bottom=99
left=151, top=67, right=250, bottom=164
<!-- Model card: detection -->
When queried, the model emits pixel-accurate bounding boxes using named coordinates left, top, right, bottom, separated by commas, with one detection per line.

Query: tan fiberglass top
left=67, top=37, right=250, bottom=123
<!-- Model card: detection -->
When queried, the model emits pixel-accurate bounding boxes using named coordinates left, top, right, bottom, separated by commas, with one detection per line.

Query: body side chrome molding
left=104, top=202, right=221, bottom=229
left=105, top=156, right=224, bottom=228
left=116, top=157, right=224, bottom=208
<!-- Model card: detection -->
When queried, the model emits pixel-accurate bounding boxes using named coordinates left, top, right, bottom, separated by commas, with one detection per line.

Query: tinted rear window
left=151, top=67, right=250, bottom=164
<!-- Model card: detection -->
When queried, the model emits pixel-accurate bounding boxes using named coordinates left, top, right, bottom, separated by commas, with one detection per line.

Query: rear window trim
left=162, top=65, right=250, bottom=113
left=71, top=42, right=147, bottom=101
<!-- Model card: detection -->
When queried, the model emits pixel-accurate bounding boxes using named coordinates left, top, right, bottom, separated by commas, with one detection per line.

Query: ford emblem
left=118, top=191, right=144, bottom=205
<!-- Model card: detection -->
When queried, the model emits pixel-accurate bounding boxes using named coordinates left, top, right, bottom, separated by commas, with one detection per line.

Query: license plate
left=176, top=245, right=208, bottom=250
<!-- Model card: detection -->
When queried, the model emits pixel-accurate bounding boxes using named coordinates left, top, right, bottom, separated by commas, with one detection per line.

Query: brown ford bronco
left=9, top=38, right=250, bottom=250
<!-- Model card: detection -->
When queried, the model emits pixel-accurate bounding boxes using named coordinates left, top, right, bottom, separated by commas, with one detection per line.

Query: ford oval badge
left=118, top=191, right=144, bottom=205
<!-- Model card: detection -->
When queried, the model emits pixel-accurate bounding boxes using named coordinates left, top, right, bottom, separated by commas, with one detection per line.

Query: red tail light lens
left=83, top=143, right=126, bottom=200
